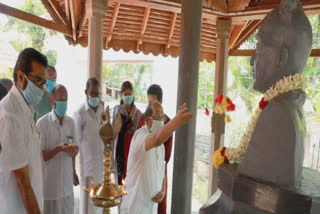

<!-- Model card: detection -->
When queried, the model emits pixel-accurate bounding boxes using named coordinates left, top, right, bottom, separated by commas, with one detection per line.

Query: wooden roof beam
left=77, top=0, right=88, bottom=39
left=229, top=49, right=320, bottom=57
left=48, top=0, right=69, bottom=26
left=232, top=20, right=261, bottom=50
left=227, top=0, right=251, bottom=12
left=69, top=0, right=77, bottom=41
left=229, top=21, right=248, bottom=49
left=105, top=2, right=120, bottom=49
left=165, top=12, right=177, bottom=55
left=65, top=0, right=70, bottom=21
left=137, top=7, right=151, bottom=51
left=41, top=0, right=64, bottom=25
left=0, top=2, right=71, bottom=36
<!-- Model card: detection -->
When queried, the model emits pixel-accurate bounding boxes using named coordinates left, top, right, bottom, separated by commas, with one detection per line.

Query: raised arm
left=145, top=103, right=192, bottom=151
left=13, top=166, right=41, bottom=214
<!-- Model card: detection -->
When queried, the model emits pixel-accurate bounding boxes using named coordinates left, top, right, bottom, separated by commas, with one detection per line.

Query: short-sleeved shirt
left=36, top=111, right=78, bottom=200
left=35, top=94, right=52, bottom=122
left=120, top=126, right=165, bottom=214
left=73, top=101, right=104, bottom=178
left=0, top=85, right=43, bottom=213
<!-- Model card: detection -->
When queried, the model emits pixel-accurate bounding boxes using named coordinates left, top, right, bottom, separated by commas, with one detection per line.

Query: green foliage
left=0, top=68, right=13, bottom=79
left=102, top=63, right=152, bottom=103
left=1, top=0, right=57, bottom=66
left=198, top=61, right=215, bottom=109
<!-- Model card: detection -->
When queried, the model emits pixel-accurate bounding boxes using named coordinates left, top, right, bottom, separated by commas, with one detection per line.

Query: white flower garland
left=224, top=74, right=307, bottom=162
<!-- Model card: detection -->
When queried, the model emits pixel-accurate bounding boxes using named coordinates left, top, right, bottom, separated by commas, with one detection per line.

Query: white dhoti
left=80, top=176, right=103, bottom=214
left=43, top=194, right=74, bottom=214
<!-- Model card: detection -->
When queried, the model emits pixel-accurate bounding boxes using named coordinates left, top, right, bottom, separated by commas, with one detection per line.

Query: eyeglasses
left=27, top=74, right=48, bottom=89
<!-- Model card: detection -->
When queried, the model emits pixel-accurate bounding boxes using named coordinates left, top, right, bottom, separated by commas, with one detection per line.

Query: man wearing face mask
left=73, top=77, right=104, bottom=214
left=120, top=101, right=193, bottom=214
left=137, top=84, right=173, bottom=214
left=0, top=48, right=48, bottom=214
left=36, top=84, right=79, bottom=214
left=35, top=65, right=57, bottom=122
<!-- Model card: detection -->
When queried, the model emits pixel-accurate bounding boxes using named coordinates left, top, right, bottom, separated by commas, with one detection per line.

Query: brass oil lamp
left=87, top=106, right=127, bottom=214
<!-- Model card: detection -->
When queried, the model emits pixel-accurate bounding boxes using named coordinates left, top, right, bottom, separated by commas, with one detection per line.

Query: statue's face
left=251, top=20, right=284, bottom=93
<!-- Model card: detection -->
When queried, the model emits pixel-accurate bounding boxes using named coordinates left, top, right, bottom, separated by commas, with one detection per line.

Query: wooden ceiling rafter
left=228, top=0, right=252, bottom=12
left=0, top=2, right=71, bottom=36
left=137, top=7, right=151, bottom=51
left=69, top=0, right=77, bottom=41
left=77, top=4, right=88, bottom=38
left=231, top=19, right=261, bottom=50
left=229, top=21, right=249, bottom=50
left=41, top=0, right=64, bottom=25
left=105, top=2, right=120, bottom=49
left=165, top=12, right=177, bottom=55
left=229, top=49, right=320, bottom=57
left=48, top=0, right=69, bottom=26
left=64, top=0, right=71, bottom=21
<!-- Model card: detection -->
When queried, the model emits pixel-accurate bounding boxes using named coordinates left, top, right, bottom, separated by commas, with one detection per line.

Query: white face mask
left=149, top=120, right=164, bottom=134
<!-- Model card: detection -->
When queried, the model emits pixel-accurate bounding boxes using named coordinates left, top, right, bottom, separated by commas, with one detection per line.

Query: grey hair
left=0, top=78, right=13, bottom=88
left=144, top=100, right=161, bottom=121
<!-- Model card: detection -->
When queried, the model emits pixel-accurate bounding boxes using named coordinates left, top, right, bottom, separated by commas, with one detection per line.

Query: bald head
left=251, top=0, right=312, bottom=92
left=52, top=84, right=68, bottom=102
left=144, top=101, right=164, bottom=129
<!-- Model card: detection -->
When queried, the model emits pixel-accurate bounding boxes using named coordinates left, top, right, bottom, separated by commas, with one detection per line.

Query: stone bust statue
left=239, top=0, right=312, bottom=188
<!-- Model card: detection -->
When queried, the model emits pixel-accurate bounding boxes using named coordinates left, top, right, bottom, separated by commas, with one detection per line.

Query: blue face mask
left=123, top=95, right=133, bottom=105
left=88, top=96, right=99, bottom=107
left=46, top=80, right=56, bottom=94
left=55, top=101, right=67, bottom=117
left=22, top=75, right=44, bottom=106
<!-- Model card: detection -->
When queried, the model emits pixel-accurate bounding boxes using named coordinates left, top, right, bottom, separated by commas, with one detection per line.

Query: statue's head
left=251, top=0, right=312, bottom=93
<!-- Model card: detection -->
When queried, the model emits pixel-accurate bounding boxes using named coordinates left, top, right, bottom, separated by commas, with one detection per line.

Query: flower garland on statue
left=213, top=73, right=307, bottom=169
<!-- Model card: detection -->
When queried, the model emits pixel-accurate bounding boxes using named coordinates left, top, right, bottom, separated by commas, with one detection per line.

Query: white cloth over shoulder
left=120, top=126, right=165, bottom=214
left=36, top=111, right=78, bottom=201
left=0, top=86, right=43, bottom=214
left=73, top=101, right=104, bottom=178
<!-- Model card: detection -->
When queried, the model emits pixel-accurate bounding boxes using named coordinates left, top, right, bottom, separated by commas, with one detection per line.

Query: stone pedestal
left=200, top=164, right=320, bottom=214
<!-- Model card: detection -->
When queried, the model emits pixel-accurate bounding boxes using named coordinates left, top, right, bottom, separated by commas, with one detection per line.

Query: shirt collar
left=11, top=85, right=34, bottom=116
left=84, top=100, right=91, bottom=111
left=49, top=110, right=59, bottom=122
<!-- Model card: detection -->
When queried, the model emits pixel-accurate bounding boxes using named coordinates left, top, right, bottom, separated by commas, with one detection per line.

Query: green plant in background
left=198, top=61, right=215, bottom=110
left=1, top=0, right=57, bottom=66
left=102, top=63, right=152, bottom=103
left=0, top=68, right=13, bottom=79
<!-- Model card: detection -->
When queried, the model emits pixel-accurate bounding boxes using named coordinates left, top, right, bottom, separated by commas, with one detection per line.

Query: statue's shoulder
left=256, top=100, right=296, bottom=134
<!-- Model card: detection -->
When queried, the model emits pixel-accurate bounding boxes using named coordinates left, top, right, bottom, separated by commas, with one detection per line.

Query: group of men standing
left=0, top=47, right=192, bottom=214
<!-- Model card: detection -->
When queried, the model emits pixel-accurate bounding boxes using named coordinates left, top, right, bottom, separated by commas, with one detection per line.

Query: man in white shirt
left=0, top=48, right=48, bottom=214
left=73, top=77, right=104, bottom=214
left=120, top=101, right=193, bottom=214
left=36, top=84, right=79, bottom=214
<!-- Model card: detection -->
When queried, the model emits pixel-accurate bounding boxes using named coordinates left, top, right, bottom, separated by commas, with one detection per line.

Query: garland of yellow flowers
left=213, top=73, right=307, bottom=168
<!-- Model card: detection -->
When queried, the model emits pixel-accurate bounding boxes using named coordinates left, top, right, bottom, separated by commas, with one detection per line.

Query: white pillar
left=208, top=18, right=231, bottom=197
left=87, top=0, right=108, bottom=82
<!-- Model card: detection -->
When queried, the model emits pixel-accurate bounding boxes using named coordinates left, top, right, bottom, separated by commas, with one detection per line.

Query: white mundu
left=0, top=86, right=43, bottom=214
left=120, top=126, right=165, bottom=214
left=36, top=111, right=78, bottom=214
left=73, top=101, right=104, bottom=214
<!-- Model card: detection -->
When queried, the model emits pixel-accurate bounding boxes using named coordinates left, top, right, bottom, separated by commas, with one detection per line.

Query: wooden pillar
left=171, top=0, right=202, bottom=213
left=208, top=18, right=231, bottom=197
left=87, top=0, right=107, bottom=83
